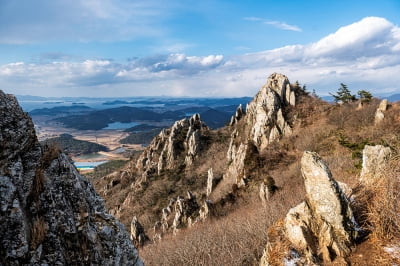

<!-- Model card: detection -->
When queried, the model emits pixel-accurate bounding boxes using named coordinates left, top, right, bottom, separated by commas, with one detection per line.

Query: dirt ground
left=35, top=123, right=144, bottom=162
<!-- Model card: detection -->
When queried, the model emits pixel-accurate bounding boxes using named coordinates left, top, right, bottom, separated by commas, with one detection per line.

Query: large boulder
left=262, top=151, right=358, bottom=265
left=360, top=145, right=391, bottom=184
left=0, top=91, right=143, bottom=265
left=374, top=99, right=388, bottom=124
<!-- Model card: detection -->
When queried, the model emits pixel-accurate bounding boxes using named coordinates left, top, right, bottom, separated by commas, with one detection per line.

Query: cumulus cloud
left=306, top=17, right=396, bottom=58
left=1, top=17, right=400, bottom=97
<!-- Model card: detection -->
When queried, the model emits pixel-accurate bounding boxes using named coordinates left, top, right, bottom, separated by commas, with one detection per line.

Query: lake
left=74, top=161, right=108, bottom=170
left=103, top=122, right=140, bottom=130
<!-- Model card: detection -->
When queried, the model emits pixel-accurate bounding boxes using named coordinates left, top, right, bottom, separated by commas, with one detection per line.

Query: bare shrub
left=140, top=200, right=283, bottom=266
left=355, top=158, right=400, bottom=241
left=41, top=143, right=60, bottom=168
left=30, top=217, right=48, bottom=250
left=349, top=158, right=400, bottom=264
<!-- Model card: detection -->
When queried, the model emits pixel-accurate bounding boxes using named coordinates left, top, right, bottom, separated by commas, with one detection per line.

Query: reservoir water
left=103, top=122, right=140, bottom=130
left=74, top=161, right=108, bottom=170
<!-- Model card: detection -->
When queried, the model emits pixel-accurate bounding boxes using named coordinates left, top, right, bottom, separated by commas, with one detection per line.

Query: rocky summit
left=225, top=73, right=296, bottom=186
left=0, top=90, right=143, bottom=265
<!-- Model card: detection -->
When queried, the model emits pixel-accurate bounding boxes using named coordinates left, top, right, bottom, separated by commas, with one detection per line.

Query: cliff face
left=0, top=91, right=142, bottom=265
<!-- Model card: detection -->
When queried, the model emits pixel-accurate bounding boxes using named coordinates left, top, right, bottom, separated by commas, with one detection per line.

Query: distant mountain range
left=51, top=106, right=236, bottom=130
left=29, top=105, right=93, bottom=116
left=41, top=133, right=108, bottom=155
left=27, top=97, right=251, bottom=130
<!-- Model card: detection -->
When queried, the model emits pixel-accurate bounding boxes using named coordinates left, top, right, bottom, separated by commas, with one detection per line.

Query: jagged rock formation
left=225, top=73, right=296, bottom=186
left=259, top=176, right=276, bottom=206
left=135, top=113, right=208, bottom=182
left=199, top=200, right=213, bottom=221
left=360, top=145, right=391, bottom=184
left=207, top=168, right=214, bottom=197
left=246, top=73, right=294, bottom=150
left=153, top=192, right=201, bottom=237
left=229, top=104, right=244, bottom=126
left=0, top=91, right=143, bottom=265
left=374, top=99, right=388, bottom=124
left=130, top=216, right=149, bottom=248
left=261, top=151, right=358, bottom=265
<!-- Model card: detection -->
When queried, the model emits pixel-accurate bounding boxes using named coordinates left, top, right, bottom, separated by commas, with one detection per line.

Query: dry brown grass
left=87, top=95, right=400, bottom=264
left=348, top=157, right=400, bottom=264
left=353, top=158, right=400, bottom=241
left=140, top=200, right=282, bottom=266
left=30, top=217, right=48, bottom=250
left=41, top=143, right=61, bottom=168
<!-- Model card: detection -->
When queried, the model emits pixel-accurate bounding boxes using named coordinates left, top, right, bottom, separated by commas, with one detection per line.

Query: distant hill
left=53, top=106, right=163, bottom=130
left=200, top=108, right=231, bottom=129
left=30, top=105, right=92, bottom=116
left=124, top=124, right=164, bottom=133
left=120, top=128, right=163, bottom=145
left=103, top=100, right=131, bottom=105
left=387, top=94, right=400, bottom=102
left=53, top=104, right=236, bottom=130
left=100, top=97, right=253, bottom=107
left=42, top=133, right=108, bottom=154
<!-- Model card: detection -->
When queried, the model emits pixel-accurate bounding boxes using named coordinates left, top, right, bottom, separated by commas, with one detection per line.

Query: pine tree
left=357, top=90, right=373, bottom=103
left=330, top=83, right=356, bottom=103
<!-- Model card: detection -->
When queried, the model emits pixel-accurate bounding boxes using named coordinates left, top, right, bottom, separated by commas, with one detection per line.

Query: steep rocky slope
left=88, top=73, right=400, bottom=265
left=92, top=73, right=303, bottom=236
left=0, top=91, right=142, bottom=265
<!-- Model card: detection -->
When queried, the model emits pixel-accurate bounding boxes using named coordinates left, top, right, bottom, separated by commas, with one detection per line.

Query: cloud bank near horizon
left=1, top=16, right=399, bottom=97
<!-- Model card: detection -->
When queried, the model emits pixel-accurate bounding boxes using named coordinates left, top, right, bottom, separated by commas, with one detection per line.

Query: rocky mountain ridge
left=73, top=72, right=399, bottom=265
left=96, top=73, right=303, bottom=238
left=0, top=90, right=143, bottom=265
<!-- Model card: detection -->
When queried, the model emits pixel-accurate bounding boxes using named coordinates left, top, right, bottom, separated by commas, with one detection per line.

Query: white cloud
left=1, top=17, right=400, bottom=97
left=244, top=17, right=302, bottom=32
left=264, top=21, right=302, bottom=32
left=306, top=17, right=395, bottom=58
left=0, top=0, right=173, bottom=44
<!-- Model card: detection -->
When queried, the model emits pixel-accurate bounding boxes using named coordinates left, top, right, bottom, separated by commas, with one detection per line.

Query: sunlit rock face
left=261, top=151, right=358, bottom=265
left=134, top=113, right=209, bottom=182
left=225, top=73, right=295, bottom=186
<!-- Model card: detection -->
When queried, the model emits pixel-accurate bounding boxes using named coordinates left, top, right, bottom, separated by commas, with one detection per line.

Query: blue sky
left=0, top=0, right=400, bottom=97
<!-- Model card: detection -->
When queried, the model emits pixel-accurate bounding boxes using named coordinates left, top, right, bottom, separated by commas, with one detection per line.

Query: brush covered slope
left=90, top=73, right=400, bottom=265
left=0, top=91, right=143, bottom=265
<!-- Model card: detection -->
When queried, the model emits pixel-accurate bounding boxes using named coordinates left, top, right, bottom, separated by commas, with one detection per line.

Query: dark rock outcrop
left=130, top=216, right=149, bottom=248
left=0, top=91, right=142, bottom=265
